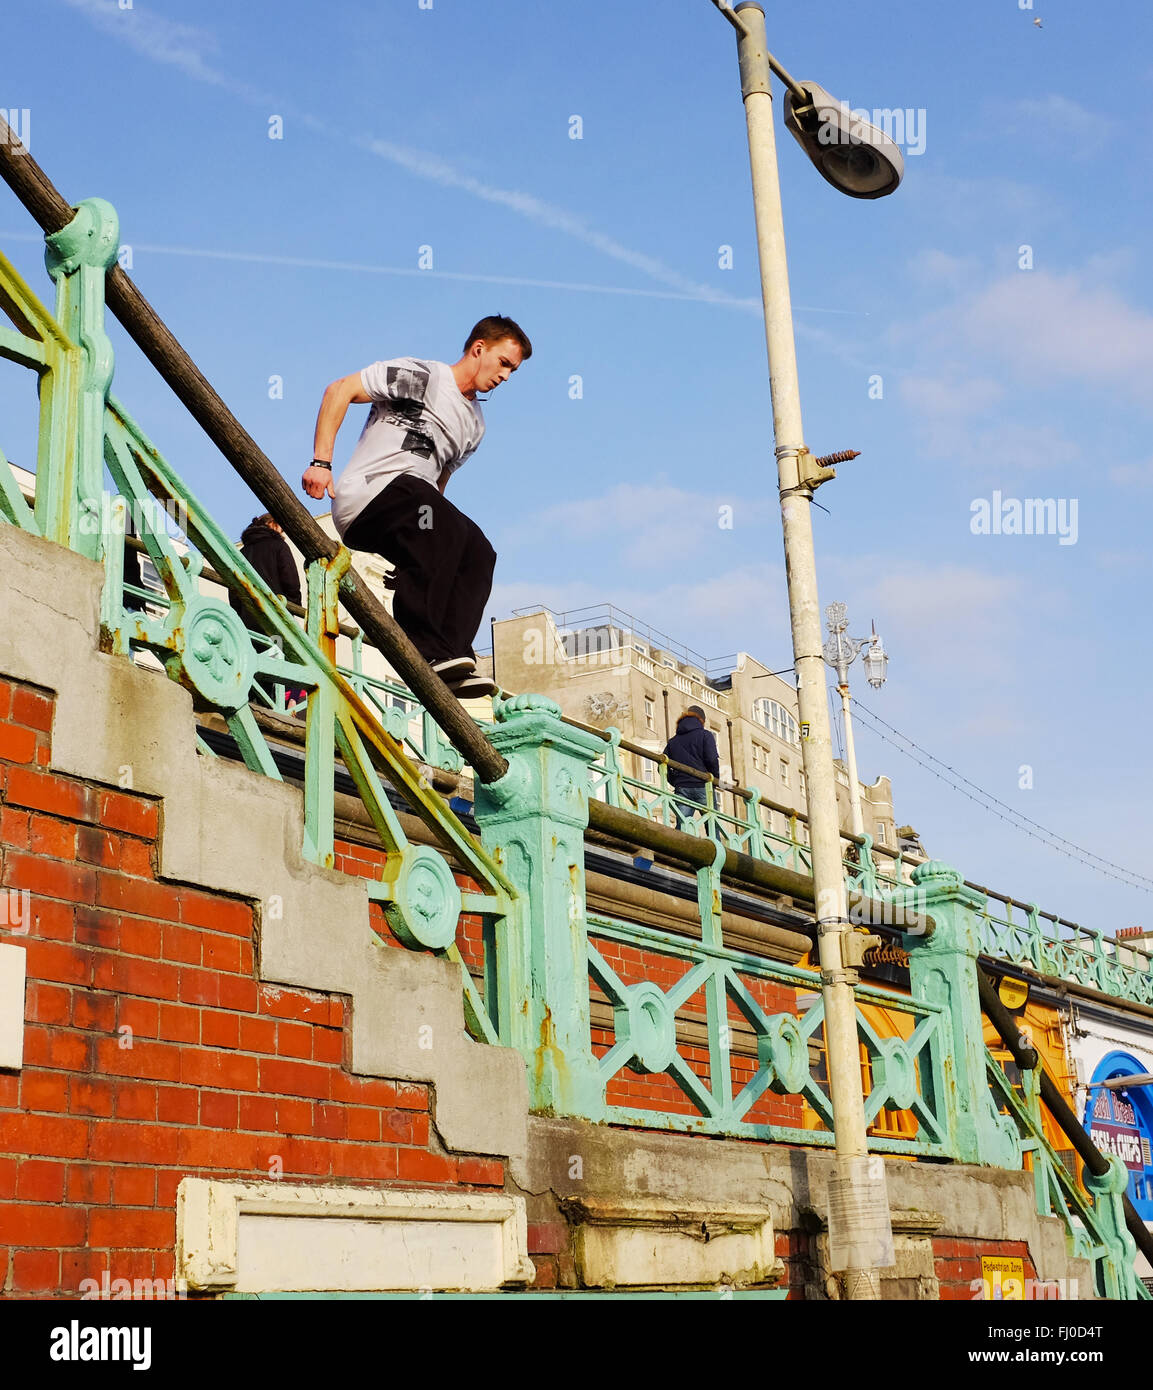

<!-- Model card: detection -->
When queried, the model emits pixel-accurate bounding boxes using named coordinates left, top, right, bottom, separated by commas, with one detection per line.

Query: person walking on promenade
left=663, top=705, right=720, bottom=830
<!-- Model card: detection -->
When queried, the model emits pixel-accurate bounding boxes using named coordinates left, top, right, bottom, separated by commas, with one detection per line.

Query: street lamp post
left=710, top=0, right=904, bottom=1300
left=823, top=602, right=889, bottom=839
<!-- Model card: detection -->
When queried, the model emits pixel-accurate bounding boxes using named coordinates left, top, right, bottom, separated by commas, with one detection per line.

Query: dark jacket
left=230, top=520, right=301, bottom=617
left=663, top=714, right=720, bottom=789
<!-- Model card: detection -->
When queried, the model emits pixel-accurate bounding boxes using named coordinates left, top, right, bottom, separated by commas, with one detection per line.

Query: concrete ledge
left=176, top=1177, right=534, bottom=1292
left=561, top=1195, right=781, bottom=1289
left=0, top=524, right=527, bottom=1163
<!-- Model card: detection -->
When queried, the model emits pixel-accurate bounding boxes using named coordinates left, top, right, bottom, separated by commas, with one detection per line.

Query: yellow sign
left=997, top=976, right=1029, bottom=1010
left=981, top=1255, right=1025, bottom=1300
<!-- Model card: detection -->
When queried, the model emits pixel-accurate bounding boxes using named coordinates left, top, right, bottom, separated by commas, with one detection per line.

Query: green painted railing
left=584, top=904, right=952, bottom=1153
left=977, top=894, right=1153, bottom=1007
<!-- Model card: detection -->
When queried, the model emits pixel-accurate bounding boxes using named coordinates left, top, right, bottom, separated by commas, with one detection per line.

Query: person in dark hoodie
left=231, top=514, right=301, bottom=615
left=663, top=705, right=720, bottom=829
left=230, top=514, right=305, bottom=709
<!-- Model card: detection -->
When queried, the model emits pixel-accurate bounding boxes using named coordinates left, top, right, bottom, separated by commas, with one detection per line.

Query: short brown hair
left=463, top=315, right=532, bottom=359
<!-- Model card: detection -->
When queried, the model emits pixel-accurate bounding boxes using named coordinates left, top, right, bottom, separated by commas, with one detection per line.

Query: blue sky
left=2, top=0, right=1151, bottom=935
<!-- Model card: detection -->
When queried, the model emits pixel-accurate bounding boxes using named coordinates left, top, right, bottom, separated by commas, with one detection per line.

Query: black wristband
left=310, top=459, right=332, bottom=470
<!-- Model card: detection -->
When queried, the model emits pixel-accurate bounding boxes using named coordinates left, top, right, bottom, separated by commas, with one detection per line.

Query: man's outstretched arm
left=301, top=372, right=372, bottom=500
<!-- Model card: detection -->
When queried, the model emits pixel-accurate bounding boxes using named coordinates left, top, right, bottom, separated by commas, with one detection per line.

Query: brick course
left=0, top=681, right=504, bottom=1299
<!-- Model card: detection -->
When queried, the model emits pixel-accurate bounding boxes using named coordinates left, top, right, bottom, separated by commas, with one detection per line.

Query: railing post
left=901, top=860, right=1020, bottom=1166
left=1082, top=1157, right=1141, bottom=1301
left=744, top=786, right=765, bottom=860
left=43, top=198, right=119, bottom=557
left=472, top=693, right=606, bottom=1118
left=600, top=727, right=623, bottom=807
left=858, top=833, right=879, bottom=898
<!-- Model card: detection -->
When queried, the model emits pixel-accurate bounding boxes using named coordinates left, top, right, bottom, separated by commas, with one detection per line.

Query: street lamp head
left=863, top=635, right=889, bottom=689
left=783, top=82, right=904, bottom=199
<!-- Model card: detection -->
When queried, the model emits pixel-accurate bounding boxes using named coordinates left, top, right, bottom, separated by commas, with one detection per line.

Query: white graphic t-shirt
left=331, top=358, right=485, bottom=538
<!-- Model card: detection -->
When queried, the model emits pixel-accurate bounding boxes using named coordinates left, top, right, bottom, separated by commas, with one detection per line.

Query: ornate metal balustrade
left=977, top=894, right=1153, bottom=1008
left=581, top=876, right=952, bottom=1155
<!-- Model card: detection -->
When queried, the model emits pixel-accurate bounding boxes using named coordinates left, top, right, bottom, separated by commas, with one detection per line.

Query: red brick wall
left=0, top=679, right=504, bottom=1299
left=935, top=1237, right=1039, bottom=1301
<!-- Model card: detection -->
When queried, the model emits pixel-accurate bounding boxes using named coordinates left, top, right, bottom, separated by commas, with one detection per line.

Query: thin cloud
left=5, top=233, right=756, bottom=308
left=52, top=0, right=752, bottom=313
left=57, top=0, right=271, bottom=104
left=960, top=270, right=1153, bottom=406
left=1006, top=95, right=1113, bottom=159
left=356, top=135, right=752, bottom=309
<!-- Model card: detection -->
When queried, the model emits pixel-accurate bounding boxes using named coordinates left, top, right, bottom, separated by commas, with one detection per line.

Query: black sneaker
left=431, top=655, right=477, bottom=681
left=445, top=675, right=497, bottom=700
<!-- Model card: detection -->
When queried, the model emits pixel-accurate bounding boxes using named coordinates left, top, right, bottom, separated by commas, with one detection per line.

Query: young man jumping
left=301, top=315, right=530, bottom=699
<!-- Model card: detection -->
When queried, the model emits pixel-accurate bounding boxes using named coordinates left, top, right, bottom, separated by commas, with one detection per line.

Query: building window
left=137, top=557, right=166, bottom=595
left=779, top=760, right=789, bottom=786
left=644, top=697, right=656, bottom=732
left=875, top=822, right=887, bottom=844
left=639, top=757, right=658, bottom=786
left=752, top=698, right=799, bottom=746
left=752, top=743, right=768, bottom=773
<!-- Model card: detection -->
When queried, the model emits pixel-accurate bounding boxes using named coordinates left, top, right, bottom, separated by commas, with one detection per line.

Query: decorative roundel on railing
left=381, top=704, right=409, bottom=741
left=179, top=598, right=256, bottom=715
left=385, top=845, right=462, bottom=952
left=622, top=982, right=677, bottom=1075
left=761, top=1014, right=810, bottom=1095
left=875, top=1037, right=918, bottom=1112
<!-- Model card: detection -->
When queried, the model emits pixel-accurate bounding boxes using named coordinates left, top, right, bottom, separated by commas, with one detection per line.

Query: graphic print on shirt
left=383, top=363, right=435, bottom=459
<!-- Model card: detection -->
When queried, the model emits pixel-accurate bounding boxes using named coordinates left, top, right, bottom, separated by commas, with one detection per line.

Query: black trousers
left=342, top=473, right=496, bottom=665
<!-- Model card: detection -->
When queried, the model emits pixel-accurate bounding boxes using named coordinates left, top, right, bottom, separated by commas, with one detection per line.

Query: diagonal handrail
left=0, top=112, right=508, bottom=786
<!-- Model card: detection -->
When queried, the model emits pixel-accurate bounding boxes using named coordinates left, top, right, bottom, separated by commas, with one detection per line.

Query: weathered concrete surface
left=523, top=1117, right=1096, bottom=1296
left=0, top=524, right=527, bottom=1163
left=560, top=1195, right=781, bottom=1289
